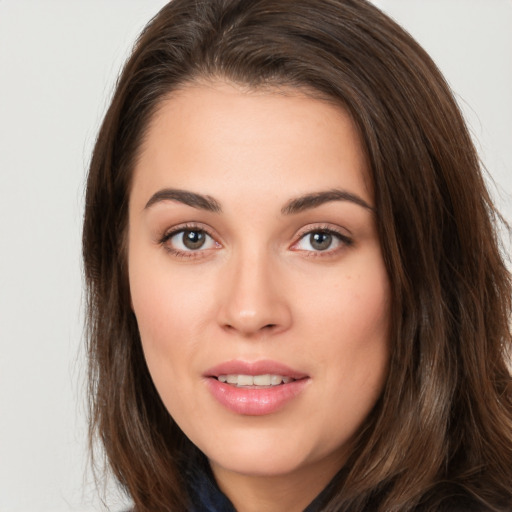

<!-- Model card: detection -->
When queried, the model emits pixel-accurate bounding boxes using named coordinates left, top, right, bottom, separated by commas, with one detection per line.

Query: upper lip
left=204, top=359, right=309, bottom=380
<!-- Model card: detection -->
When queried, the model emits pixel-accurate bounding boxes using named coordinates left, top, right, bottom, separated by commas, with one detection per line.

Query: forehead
left=131, top=81, right=373, bottom=208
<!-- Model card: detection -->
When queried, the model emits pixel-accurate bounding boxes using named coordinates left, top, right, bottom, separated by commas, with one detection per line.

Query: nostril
left=223, top=322, right=277, bottom=333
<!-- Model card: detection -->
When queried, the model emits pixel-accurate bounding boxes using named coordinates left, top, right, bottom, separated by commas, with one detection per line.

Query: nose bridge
left=219, top=243, right=290, bottom=336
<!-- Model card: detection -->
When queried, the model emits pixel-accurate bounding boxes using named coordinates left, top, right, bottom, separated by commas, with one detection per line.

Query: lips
left=205, top=360, right=308, bottom=379
left=204, top=360, right=310, bottom=415
left=217, top=374, right=294, bottom=386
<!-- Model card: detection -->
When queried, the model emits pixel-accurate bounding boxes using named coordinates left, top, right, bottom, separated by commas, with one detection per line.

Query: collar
left=185, top=453, right=340, bottom=512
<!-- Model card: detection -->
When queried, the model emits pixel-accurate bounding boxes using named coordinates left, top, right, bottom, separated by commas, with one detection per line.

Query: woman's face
left=128, top=82, right=390, bottom=488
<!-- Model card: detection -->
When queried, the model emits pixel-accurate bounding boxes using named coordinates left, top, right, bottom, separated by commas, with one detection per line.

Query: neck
left=210, top=455, right=343, bottom=512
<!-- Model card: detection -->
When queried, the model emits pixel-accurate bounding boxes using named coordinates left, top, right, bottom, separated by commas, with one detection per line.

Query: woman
left=82, top=0, right=512, bottom=510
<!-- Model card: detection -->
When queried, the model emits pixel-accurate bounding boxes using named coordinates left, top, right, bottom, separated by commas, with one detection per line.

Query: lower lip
left=206, top=378, right=309, bottom=415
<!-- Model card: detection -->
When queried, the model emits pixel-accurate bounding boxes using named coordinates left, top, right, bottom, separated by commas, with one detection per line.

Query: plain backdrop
left=0, top=1, right=510, bottom=511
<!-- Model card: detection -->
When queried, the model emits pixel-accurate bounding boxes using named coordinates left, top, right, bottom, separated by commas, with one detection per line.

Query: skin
left=128, top=81, right=391, bottom=512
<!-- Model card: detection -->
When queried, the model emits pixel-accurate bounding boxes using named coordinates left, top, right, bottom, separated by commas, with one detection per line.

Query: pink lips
left=204, top=360, right=309, bottom=416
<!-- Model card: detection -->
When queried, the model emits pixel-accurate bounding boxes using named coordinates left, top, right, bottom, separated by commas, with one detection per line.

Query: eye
left=162, top=228, right=218, bottom=253
left=293, top=229, right=352, bottom=253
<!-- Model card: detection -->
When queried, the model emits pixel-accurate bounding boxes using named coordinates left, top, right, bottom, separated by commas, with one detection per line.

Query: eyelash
left=159, top=223, right=219, bottom=259
left=159, top=223, right=353, bottom=259
left=291, top=225, right=353, bottom=257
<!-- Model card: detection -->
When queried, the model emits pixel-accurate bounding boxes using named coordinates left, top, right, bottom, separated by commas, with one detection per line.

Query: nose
left=217, top=248, right=292, bottom=337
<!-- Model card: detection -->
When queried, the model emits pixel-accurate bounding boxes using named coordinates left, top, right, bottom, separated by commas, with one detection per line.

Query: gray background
left=0, top=1, right=510, bottom=511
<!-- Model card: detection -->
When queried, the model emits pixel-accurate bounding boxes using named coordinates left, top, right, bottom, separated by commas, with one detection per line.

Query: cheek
left=336, top=267, right=390, bottom=377
left=298, top=254, right=390, bottom=350
left=299, top=256, right=391, bottom=407
left=128, top=240, right=181, bottom=370
left=128, top=249, right=222, bottom=417
left=129, top=241, right=212, bottom=343
left=308, top=275, right=390, bottom=445
left=129, top=267, right=201, bottom=421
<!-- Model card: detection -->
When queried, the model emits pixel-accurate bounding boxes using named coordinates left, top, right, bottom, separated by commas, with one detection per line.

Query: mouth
left=216, top=374, right=296, bottom=388
left=205, top=359, right=308, bottom=383
left=204, top=360, right=310, bottom=415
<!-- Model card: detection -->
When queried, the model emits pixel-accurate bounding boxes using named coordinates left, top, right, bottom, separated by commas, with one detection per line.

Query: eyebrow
left=144, top=187, right=374, bottom=215
left=281, top=189, right=374, bottom=215
left=144, top=188, right=222, bottom=212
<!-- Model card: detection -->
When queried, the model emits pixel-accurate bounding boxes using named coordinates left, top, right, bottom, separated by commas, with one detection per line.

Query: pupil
left=310, top=232, right=332, bottom=251
left=183, top=230, right=205, bottom=250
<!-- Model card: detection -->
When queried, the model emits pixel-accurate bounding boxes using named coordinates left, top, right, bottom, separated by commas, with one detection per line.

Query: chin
left=194, top=423, right=345, bottom=478
left=210, top=447, right=310, bottom=478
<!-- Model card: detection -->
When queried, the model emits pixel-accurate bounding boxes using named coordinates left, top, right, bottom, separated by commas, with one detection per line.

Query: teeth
left=253, top=374, right=271, bottom=386
left=217, top=374, right=294, bottom=387
left=238, top=374, right=254, bottom=386
left=270, top=375, right=284, bottom=385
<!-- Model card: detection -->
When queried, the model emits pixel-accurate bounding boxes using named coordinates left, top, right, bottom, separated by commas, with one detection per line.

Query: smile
left=205, top=360, right=310, bottom=415
left=217, top=374, right=295, bottom=387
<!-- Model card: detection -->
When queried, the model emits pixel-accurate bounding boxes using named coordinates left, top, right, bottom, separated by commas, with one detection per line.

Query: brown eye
left=309, top=232, right=333, bottom=251
left=182, top=230, right=206, bottom=250
left=293, top=228, right=352, bottom=254
left=164, top=228, right=217, bottom=253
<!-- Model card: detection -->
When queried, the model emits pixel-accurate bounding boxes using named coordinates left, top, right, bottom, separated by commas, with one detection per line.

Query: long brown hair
left=82, top=0, right=512, bottom=510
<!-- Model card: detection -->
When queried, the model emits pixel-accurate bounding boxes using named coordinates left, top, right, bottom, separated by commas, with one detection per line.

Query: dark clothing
left=186, top=462, right=235, bottom=512
left=124, top=451, right=503, bottom=511
left=186, top=458, right=335, bottom=512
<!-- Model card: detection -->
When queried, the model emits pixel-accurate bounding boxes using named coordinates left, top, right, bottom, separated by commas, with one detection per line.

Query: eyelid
left=294, top=222, right=352, bottom=239
left=158, top=222, right=352, bottom=258
left=159, top=222, right=222, bottom=257
left=290, top=224, right=353, bottom=254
